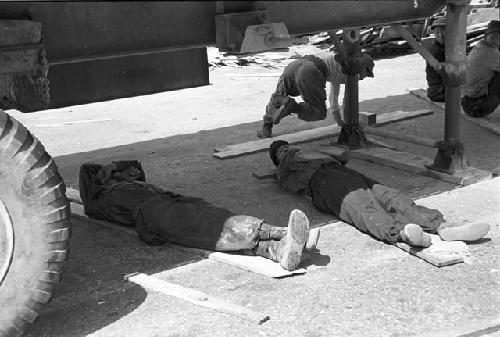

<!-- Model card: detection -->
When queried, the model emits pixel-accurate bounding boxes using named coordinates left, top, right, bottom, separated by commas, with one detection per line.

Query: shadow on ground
left=25, top=92, right=499, bottom=336
left=23, top=216, right=205, bottom=337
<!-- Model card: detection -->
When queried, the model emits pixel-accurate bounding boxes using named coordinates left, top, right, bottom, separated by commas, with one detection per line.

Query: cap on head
left=358, top=54, right=375, bottom=78
left=269, top=140, right=289, bottom=166
left=431, top=16, right=447, bottom=28
left=486, top=20, right=500, bottom=34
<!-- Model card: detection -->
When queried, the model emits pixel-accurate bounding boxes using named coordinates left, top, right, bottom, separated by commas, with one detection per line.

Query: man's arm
left=327, top=81, right=344, bottom=125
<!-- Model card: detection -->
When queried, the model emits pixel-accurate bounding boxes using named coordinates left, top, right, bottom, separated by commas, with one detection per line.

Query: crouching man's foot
left=399, top=223, right=432, bottom=248
left=438, top=221, right=490, bottom=242
left=257, top=123, right=273, bottom=138
left=254, top=209, right=309, bottom=270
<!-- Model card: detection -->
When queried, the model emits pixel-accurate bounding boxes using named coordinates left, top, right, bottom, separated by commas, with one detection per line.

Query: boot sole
left=280, top=209, right=309, bottom=270
left=403, top=223, right=432, bottom=248
left=439, top=221, right=490, bottom=242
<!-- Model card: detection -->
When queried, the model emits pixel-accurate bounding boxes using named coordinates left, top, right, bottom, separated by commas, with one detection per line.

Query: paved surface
left=8, top=51, right=499, bottom=337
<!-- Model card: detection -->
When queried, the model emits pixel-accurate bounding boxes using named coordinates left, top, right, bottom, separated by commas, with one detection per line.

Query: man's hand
left=100, top=163, right=117, bottom=184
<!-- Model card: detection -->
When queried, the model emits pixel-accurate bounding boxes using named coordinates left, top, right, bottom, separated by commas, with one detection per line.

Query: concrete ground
left=7, top=50, right=500, bottom=337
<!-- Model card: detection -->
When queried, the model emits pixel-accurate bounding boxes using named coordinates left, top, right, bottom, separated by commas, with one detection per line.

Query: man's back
left=316, top=51, right=345, bottom=84
left=463, top=40, right=500, bottom=98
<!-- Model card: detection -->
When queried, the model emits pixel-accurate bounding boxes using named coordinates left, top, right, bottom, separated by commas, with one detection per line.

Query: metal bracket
left=425, top=140, right=470, bottom=174
left=336, top=123, right=368, bottom=149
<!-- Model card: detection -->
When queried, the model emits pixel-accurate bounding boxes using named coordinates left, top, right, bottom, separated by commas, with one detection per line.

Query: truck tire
left=0, top=109, right=71, bottom=336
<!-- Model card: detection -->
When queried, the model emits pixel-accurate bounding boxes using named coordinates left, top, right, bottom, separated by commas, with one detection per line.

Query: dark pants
left=462, top=72, right=500, bottom=117
left=263, top=55, right=327, bottom=124
left=309, top=164, right=444, bottom=243
left=79, top=164, right=263, bottom=251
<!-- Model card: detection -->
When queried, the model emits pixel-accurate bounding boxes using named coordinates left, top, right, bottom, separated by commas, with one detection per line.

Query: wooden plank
left=126, top=272, right=270, bottom=324
left=214, top=124, right=341, bottom=158
left=409, top=88, right=500, bottom=136
left=195, top=251, right=307, bottom=278
left=395, top=234, right=465, bottom=267
left=365, top=136, right=397, bottom=150
left=364, top=126, right=439, bottom=148
left=252, top=170, right=276, bottom=180
left=68, top=191, right=306, bottom=278
left=418, top=316, right=500, bottom=337
left=350, top=147, right=492, bottom=186
left=213, top=109, right=433, bottom=159
left=359, top=111, right=377, bottom=126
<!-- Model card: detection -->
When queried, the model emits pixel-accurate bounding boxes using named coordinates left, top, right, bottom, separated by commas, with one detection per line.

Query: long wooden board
left=68, top=188, right=306, bottom=278
left=252, top=146, right=491, bottom=186
left=126, top=272, right=270, bottom=324
left=417, top=316, right=500, bottom=337
left=213, top=109, right=433, bottom=159
left=409, top=88, right=500, bottom=136
left=349, top=147, right=492, bottom=186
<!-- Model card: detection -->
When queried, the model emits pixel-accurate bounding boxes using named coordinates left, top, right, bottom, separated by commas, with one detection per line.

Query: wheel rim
left=0, top=197, right=14, bottom=286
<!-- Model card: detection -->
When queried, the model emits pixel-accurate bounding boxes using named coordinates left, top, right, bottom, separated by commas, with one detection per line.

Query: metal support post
left=427, top=0, right=470, bottom=174
left=336, top=29, right=368, bottom=148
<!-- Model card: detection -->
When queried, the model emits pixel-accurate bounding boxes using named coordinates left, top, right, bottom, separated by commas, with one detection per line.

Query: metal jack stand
left=327, top=3, right=492, bottom=185
left=332, top=29, right=369, bottom=149
left=426, top=0, right=470, bottom=175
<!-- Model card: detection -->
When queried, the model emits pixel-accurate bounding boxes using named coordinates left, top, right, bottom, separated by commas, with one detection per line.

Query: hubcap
left=0, top=198, right=14, bottom=286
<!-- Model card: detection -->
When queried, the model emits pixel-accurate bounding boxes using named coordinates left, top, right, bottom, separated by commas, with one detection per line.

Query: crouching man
left=461, top=20, right=500, bottom=118
left=268, top=141, right=490, bottom=248
left=79, top=161, right=318, bottom=271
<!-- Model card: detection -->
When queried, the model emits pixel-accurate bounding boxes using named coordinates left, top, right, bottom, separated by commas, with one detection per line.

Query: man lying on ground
left=268, top=141, right=490, bottom=248
left=79, top=161, right=319, bottom=271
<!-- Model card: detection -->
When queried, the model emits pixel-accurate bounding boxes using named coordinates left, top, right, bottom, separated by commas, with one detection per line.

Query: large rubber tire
left=0, top=109, right=71, bottom=336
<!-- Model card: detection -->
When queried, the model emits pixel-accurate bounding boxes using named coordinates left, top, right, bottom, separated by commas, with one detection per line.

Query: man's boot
left=258, top=223, right=320, bottom=250
left=254, top=209, right=309, bottom=270
left=399, top=223, right=432, bottom=248
left=272, top=96, right=295, bottom=125
left=257, top=123, right=273, bottom=138
left=438, top=221, right=490, bottom=242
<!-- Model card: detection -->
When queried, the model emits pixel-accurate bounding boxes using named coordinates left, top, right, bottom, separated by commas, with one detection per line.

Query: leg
left=253, top=209, right=309, bottom=271
left=259, top=67, right=293, bottom=138
left=295, top=64, right=327, bottom=121
left=263, top=75, right=287, bottom=125
left=214, top=215, right=264, bottom=251
left=462, top=73, right=500, bottom=117
left=218, top=215, right=320, bottom=251
left=309, top=165, right=406, bottom=244
left=371, top=184, right=490, bottom=242
left=338, top=188, right=407, bottom=244
left=478, top=72, right=500, bottom=116
left=371, top=184, right=445, bottom=234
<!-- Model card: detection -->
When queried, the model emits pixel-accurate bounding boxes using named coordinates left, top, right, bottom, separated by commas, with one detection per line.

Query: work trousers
left=309, top=164, right=444, bottom=244
left=263, top=55, right=328, bottom=124
left=79, top=163, right=266, bottom=251
left=462, top=72, right=500, bottom=118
